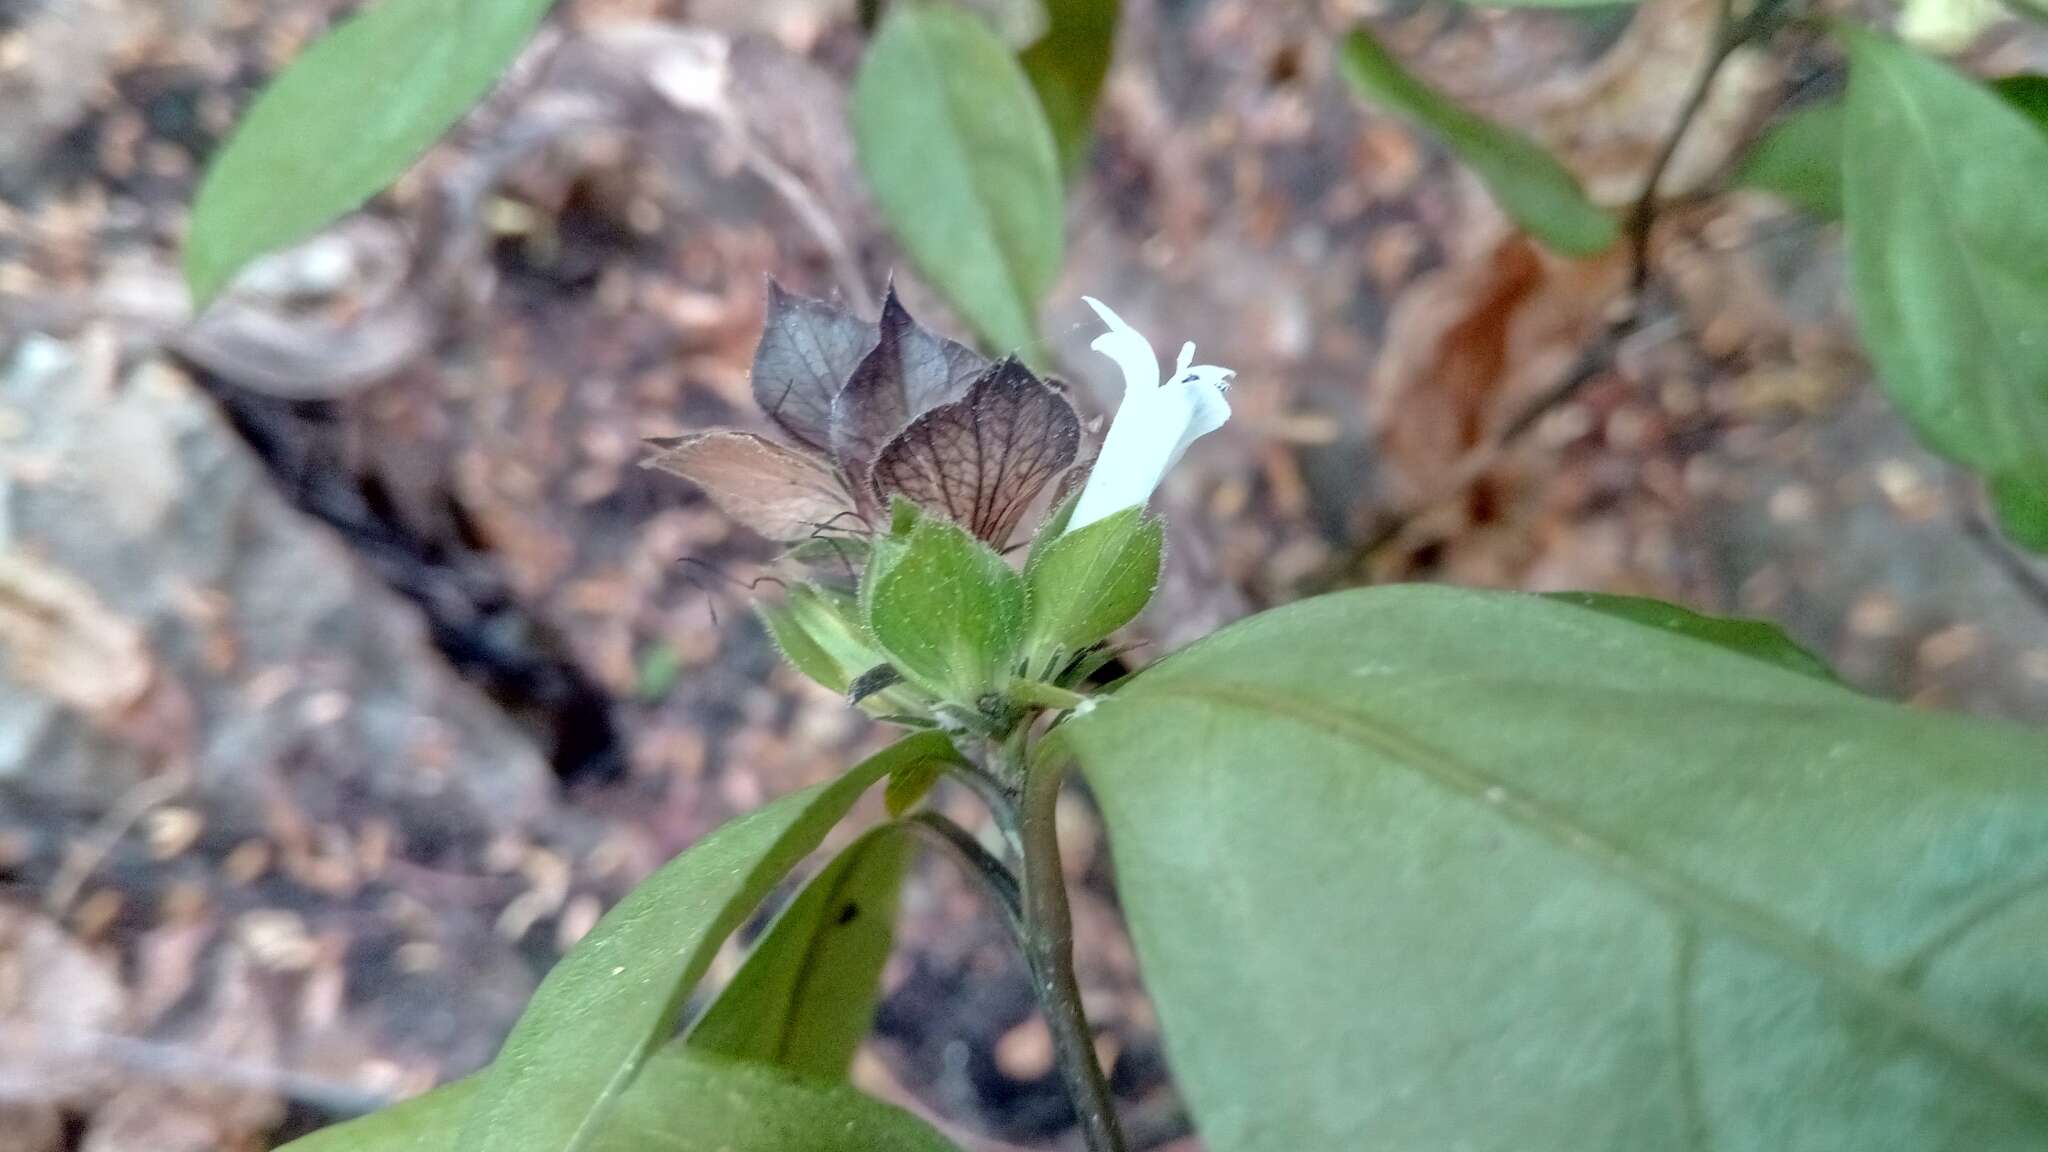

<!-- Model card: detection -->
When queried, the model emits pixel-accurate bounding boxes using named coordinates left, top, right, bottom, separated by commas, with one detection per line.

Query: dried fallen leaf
left=642, top=431, right=860, bottom=540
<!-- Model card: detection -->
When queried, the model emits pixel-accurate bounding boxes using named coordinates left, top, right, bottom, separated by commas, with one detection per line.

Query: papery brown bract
left=872, top=358, right=1081, bottom=546
left=751, top=280, right=880, bottom=452
left=641, top=431, right=859, bottom=541
left=830, top=286, right=991, bottom=501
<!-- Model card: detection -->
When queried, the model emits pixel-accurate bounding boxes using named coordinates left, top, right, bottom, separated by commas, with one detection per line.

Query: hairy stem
left=989, top=741, right=1128, bottom=1152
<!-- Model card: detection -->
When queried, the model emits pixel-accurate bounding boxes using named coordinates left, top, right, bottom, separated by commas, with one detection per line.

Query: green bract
left=1023, top=507, right=1164, bottom=678
left=862, top=513, right=1028, bottom=705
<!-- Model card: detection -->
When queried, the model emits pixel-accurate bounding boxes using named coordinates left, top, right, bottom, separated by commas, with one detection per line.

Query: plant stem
left=1010, top=679, right=1091, bottom=713
left=1628, top=0, right=1744, bottom=293
left=992, top=741, right=1129, bottom=1152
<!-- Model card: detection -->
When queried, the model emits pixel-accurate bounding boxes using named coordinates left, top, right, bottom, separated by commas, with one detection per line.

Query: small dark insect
left=836, top=902, right=861, bottom=925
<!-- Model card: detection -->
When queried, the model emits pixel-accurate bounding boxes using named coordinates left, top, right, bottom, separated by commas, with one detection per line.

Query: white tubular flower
left=1067, top=297, right=1235, bottom=532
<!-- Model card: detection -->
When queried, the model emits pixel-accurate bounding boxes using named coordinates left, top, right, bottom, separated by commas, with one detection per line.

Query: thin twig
left=1628, top=0, right=1743, bottom=294
left=1318, top=0, right=1768, bottom=590
left=1959, top=490, right=2048, bottom=619
left=907, top=811, right=1025, bottom=940
left=45, top=767, right=190, bottom=916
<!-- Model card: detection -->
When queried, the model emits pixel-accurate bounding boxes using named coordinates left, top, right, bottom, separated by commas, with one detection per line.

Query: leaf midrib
left=1134, top=680, right=2048, bottom=1112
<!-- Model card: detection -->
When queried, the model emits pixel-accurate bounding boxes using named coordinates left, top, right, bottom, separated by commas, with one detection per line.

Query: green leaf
left=185, top=0, right=551, bottom=306
left=863, top=514, right=1027, bottom=702
left=276, top=1078, right=479, bottom=1152
left=1733, top=101, right=1846, bottom=218
left=690, top=827, right=911, bottom=1079
left=853, top=4, right=1064, bottom=355
left=1022, top=507, right=1162, bottom=676
left=1019, top=0, right=1120, bottom=178
left=1991, top=473, right=2048, bottom=552
left=589, top=1048, right=963, bottom=1152
left=1994, top=73, right=2048, bottom=125
left=1733, top=77, right=2048, bottom=222
left=758, top=586, right=884, bottom=697
left=1339, top=27, right=1617, bottom=255
left=1842, top=30, right=2048, bottom=486
left=459, top=731, right=959, bottom=1152
left=884, top=755, right=946, bottom=815
left=1054, top=585, right=2048, bottom=1152
left=279, top=1048, right=964, bottom=1152
left=1543, top=591, right=1836, bottom=681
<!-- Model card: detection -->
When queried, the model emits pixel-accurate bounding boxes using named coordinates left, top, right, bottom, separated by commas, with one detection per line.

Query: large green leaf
left=1055, top=585, right=2048, bottom=1152
left=1339, top=27, right=1617, bottom=255
left=185, top=0, right=552, bottom=305
left=1020, top=0, right=1120, bottom=178
left=1843, top=32, right=2048, bottom=486
left=1544, top=592, right=1836, bottom=681
left=853, top=4, right=1064, bottom=356
left=278, top=1048, right=961, bottom=1152
left=459, top=731, right=958, bottom=1152
left=689, top=825, right=912, bottom=1079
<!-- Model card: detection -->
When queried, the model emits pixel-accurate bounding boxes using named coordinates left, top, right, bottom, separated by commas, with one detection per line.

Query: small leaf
left=1733, top=101, right=1846, bottom=219
left=831, top=288, right=991, bottom=499
left=871, top=358, right=1082, bottom=546
left=1733, top=77, right=2048, bottom=222
left=1022, top=507, right=1162, bottom=676
left=185, top=0, right=553, bottom=305
left=884, top=755, right=946, bottom=815
left=280, top=1048, right=965, bottom=1152
left=752, top=280, right=880, bottom=452
left=690, top=827, right=911, bottom=1079
left=275, top=1078, right=479, bottom=1152
left=642, top=432, right=859, bottom=541
left=1020, top=0, right=1121, bottom=178
left=1543, top=592, right=1836, bottom=681
left=589, top=1048, right=963, bottom=1152
left=1339, top=27, right=1617, bottom=256
left=1843, top=29, right=2048, bottom=486
left=863, top=515, right=1027, bottom=702
left=1994, top=74, right=2048, bottom=125
left=1054, top=585, right=2048, bottom=1152
left=853, top=4, right=1064, bottom=355
left=1991, top=473, right=2048, bottom=553
left=459, top=731, right=959, bottom=1152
